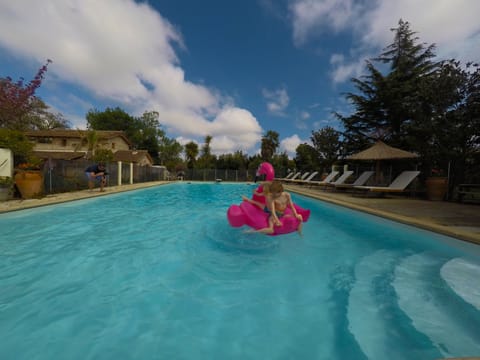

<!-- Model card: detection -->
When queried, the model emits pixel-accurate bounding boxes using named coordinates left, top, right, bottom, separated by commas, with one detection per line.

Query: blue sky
left=1, top=1, right=479, bottom=157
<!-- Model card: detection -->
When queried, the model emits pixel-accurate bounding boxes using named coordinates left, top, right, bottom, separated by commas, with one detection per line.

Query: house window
left=62, top=139, right=67, bottom=147
left=112, top=142, right=115, bottom=149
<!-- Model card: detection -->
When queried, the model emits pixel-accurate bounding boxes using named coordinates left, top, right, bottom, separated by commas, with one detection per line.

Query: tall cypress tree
left=337, top=19, right=439, bottom=153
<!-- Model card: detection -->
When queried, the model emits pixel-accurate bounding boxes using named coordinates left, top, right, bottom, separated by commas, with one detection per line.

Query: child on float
left=243, top=180, right=303, bottom=235
left=241, top=181, right=271, bottom=210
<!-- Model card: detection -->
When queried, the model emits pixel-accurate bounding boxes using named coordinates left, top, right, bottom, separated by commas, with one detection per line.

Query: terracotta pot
left=425, top=177, right=448, bottom=201
left=14, top=171, right=44, bottom=199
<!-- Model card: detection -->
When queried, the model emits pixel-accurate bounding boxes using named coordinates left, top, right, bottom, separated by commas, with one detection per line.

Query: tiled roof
left=33, top=151, right=86, bottom=160
left=24, top=130, right=132, bottom=145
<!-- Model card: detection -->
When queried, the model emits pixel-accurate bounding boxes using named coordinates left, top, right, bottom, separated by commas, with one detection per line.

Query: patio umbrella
left=346, top=141, right=419, bottom=183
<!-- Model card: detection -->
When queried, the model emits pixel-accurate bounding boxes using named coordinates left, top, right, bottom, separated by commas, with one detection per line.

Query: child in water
left=243, top=180, right=303, bottom=235
left=241, top=182, right=271, bottom=210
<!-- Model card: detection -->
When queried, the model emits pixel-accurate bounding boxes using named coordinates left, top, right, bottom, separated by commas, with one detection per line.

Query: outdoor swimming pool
left=1, top=182, right=479, bottom=359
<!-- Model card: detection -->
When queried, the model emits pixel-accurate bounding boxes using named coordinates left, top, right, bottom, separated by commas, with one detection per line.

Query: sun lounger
left=306, top=170, right=339, bottom=187
left=274, top=171, right=295, bottom=181
left=288, top=171, right=319, bottom=184
left=299, top=172, right=311, bottom=180
left=278, top=171, right=301, bottom=182
left=322, top=170, right=354, bottom=190
left=353, top=171, right=420, bottom=196
left=284, top=171, right=310, bottom=183
left=334, top=171, right=374, bottom=191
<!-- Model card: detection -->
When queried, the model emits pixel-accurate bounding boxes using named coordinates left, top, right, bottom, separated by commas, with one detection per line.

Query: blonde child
left=246, top=180, right=303, bottom=235
left=241, top=182, right=271, bottom=210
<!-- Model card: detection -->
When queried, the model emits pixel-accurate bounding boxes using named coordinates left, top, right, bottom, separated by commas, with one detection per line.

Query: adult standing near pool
left=85, top=162, right=108, bottom=192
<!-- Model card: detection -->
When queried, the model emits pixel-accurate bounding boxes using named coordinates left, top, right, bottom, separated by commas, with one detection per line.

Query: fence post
left=117, top=161, right=122, bottom=186
left=130, top=163, right=134, bottom=184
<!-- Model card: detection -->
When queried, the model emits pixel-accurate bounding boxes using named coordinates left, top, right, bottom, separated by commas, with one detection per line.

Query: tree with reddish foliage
left=0, top=59, right=52, bottom=130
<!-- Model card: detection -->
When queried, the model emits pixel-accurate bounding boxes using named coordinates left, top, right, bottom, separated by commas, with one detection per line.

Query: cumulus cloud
left=290, top=0, right=366, bottom=46
left=290, top=0, right=480, bottom=82
left=280, top=134, right=309, bottom=158
left=262, top=87, right=290, bottom=116
left=360, top=0, right=480, bottom=61
left=0, top=0, right=263, bottom=154
left=329, top=53, right=366, bottom=84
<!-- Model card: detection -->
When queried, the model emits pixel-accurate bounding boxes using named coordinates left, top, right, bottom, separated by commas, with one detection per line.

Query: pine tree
left=337, top=19, right=439, bottom=153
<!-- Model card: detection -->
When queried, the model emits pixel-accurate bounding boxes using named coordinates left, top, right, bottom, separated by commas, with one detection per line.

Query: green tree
left=86, top=108, right=165, bottom=163
left=21, top=98, right=70, bottom=130
left=0, top=129, right=34, bottom=164
left=335, top=19, right=480, bottom=193
left=271, top=151, right=291, bottom=175
left=337, top=19, right=439, bottom=153
left=294, top=143, right=319, bottom=172
left=184, top=141, right=199, bottom=169
left=86, top=107, right=135, bottom=132
left=310, top=126, right=341, bottom=171
left=93, top=148, right=114, bottom=163
left=197, top=135, right=216, bottom=169
left=134, top=111, right=165, bottom=163
left=217, top=151, right=248, bottom=170
left=158, top=136, right=184, bottom=171
left=260, top=130, right=279, bottom=160
left=247, top=154, right=263, bottom=175
left=428, top=60, right=480, bottom=185
left=84, top=130, right=98, bottom=160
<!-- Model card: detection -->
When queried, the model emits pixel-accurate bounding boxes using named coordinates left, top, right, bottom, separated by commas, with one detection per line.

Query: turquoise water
left=1, top=183, right=480, bottom=359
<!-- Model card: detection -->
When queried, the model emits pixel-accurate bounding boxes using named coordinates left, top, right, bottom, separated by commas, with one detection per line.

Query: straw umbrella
left=346, top=141, right=419, bottom=184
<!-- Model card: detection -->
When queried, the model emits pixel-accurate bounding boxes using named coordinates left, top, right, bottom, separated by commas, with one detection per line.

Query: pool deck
left=1, top=181, right=479, bottom=245
left=285, top=184, right=480, bottom=246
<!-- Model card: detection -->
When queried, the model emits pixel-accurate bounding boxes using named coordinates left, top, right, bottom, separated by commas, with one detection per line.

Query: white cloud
left=0, top=0, right=263, bottom=154
left=290, top=0, right=365, bottom=46
left=262, top=87, right=290, bottom=116
left=360, top=0, right=480, bottom=61
left=300, top=111, right=310, bottom=120
left=280, top=134, right=309, bottom=158
left=329, top=53, right=366, bottom=84
left=290, top=0, right=480, bottom=82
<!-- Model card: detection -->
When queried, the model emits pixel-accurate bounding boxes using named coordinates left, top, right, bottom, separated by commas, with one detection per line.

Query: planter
left=14, top=170, right=44, bottom=199
left=0, top=187, right=11, bottom=201
left=425, top=177, right=448, bottom=201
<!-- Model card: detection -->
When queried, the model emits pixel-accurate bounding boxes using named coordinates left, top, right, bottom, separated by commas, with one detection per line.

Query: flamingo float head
left=255, top=162, right=275, bottom=182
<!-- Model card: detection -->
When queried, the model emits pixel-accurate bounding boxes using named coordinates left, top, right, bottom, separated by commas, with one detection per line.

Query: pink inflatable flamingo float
left=227, top=162, right=310, bottom=235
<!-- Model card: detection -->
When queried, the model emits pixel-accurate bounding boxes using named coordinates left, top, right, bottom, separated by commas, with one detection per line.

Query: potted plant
left=425, top=168, right=448, bottom=201
left=14, top=156, right=44, bottom=199
left=0, top=176, right=14, bottom=201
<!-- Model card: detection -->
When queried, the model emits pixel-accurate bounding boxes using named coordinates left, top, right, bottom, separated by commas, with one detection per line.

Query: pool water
left=1, top=183, right=480, bottom=359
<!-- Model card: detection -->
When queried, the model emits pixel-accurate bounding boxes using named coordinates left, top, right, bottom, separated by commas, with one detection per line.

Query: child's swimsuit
left=264, top=207, right=284, bottom=218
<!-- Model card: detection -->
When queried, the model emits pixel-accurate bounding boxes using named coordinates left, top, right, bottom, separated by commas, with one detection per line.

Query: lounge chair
left=334, top=171, right=374, bottom=191
left=289, top=171, right=319, bottom=184
left=321, top=170, right=354, bottom=190
left=274, top=171, right=295, bottom=181
left=307, top=170, right=340, bottom=187
left=284, top=171, right=309, bottom=183
left=280, top=171, right=301, bottom=182
left=353, top=171, right=420, bottom=196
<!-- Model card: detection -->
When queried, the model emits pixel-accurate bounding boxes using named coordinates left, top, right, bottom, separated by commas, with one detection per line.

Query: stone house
left=24, top=130, right=131, bottom=159
left=23, top=130, right=154, bottom=166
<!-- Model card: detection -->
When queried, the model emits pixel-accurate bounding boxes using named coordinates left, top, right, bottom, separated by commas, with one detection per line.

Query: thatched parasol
left=347, top=141, right=419, bottom=161
left=346, top=141, right=419, bottom=184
